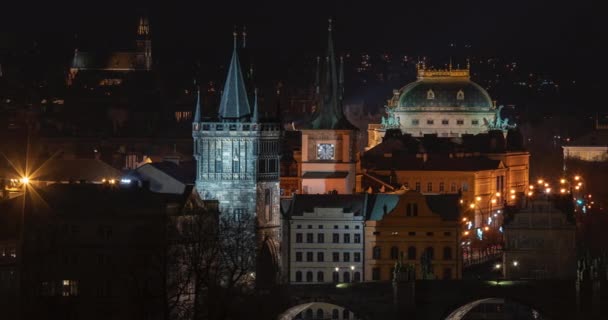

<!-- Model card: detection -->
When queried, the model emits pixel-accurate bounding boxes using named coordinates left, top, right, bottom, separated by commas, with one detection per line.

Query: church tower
left=136, top=16, right=152, bottom=70
left=192, top=32, right=282, bottom=286
left=298, top=19, right=359, bottom=195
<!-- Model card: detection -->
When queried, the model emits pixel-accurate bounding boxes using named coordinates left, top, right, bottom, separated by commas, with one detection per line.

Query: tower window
left=264, top=189, right=272, bottom=221
left=427, top=119, right=434, bottom=125
left=427, top=89, right=435, bottom=100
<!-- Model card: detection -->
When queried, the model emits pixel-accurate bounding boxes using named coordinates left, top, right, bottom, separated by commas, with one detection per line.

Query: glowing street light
left=491, top=199, right=497, bottom=204
left=484, top=226, right=490, bottom=231
left=527, top=191, right=533, bottom=196
left=469, top=203, right=475, bottom=209
left=513, top=261, right=519, bottom=267
left=350, top=266, right=355, bottom=271
left=20, top=177, right=30, bottom=185
left=528, top=185, right=534, bottom=190
left=476, top=196, right=482, bottom=201
left=495, top=192, right=501, bottom=197
left=537, top=179, right=544, bottom=185
left=494, top=263, right=502, bottom=270
left=510, top=189, right=515, bottom=195
left=545, top=188, right=551, bottom=194
left=560, top=179, right=566, bottom=184
left=335, top=267, right=339, bottom=272
left=510, top=194, right=516, bottom=200
left=574, top=175, right=580, bottom=181
left=560, top=188, right=566, bottom=194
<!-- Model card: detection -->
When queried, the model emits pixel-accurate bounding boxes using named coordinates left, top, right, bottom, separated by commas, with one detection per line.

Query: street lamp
left=494, top=263, right=502, bottom=284
left=20, top=177, right=30, bottom=185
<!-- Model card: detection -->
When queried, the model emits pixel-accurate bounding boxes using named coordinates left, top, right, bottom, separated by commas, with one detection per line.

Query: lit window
left=62, top=280, right=78, bottom=297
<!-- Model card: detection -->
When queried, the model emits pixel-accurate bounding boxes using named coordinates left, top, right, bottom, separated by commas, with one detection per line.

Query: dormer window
left=457, top=90, right=465, bottom=100
left=427, top=89, right=435, bottom=100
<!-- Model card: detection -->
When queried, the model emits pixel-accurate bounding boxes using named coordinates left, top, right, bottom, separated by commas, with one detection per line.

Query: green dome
left=397, top=71, right=493, bottom=110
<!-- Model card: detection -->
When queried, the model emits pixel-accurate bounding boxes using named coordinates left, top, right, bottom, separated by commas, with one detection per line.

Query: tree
left=166, top=195, right=256, bottom=320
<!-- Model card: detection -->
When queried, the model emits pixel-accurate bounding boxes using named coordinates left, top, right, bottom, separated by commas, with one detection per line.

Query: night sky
left=0, top=0, right=602, bottom=92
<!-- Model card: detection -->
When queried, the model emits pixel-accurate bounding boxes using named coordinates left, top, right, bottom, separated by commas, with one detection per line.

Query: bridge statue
left=420, top=251, right=434, bottom=280
left=393, top=253, right=415, bottom=283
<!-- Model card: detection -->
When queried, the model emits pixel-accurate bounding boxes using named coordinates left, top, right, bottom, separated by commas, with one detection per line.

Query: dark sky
left=1, top=0, right=602, bottom=85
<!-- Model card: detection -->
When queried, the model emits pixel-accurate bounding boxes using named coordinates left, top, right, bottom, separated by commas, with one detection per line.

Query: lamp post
left=494, top=263, right=502, bottom=285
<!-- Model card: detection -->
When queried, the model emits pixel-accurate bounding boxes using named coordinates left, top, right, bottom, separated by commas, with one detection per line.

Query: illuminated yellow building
left=364, top=190, right=461, bottom=280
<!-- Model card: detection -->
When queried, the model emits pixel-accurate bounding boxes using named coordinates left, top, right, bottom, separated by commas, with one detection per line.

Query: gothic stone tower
left=299, top=20, right=359, bottom=195
left=136, top=16, right=152, bottom=70
left=192, top=34, right=281, bottom=287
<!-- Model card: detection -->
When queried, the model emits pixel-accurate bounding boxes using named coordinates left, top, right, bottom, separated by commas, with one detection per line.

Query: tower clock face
left=317, top=143, right=335, bottom=160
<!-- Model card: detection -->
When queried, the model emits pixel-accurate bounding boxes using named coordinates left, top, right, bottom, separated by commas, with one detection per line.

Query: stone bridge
left=253, top=280, right=605, bottom=320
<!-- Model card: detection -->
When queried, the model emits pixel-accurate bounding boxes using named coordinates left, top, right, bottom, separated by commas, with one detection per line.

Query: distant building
left=1, top=184, right=186, bottom=320
left=129, top=160, right=196, bottom=194
left=503, top=197, right=576, bottom=279
left=562, top=125, right=608, bottom=164
left=365, top=190, right=461, bottom=280
left=367, top=63, right=515, bottom=148
left=362, top=130, right=529, bottom=228
left=285, top=194, right=366, bottom=284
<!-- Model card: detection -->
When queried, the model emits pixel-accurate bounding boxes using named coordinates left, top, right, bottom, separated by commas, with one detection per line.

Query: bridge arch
left=445, top=297, right=544, bottom=320
left=278, top=302, right=358, bottom=320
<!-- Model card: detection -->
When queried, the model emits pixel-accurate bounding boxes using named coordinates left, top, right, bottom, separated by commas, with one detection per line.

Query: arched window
left=427, top=89, right=435, bottom=100
left=317, top=271, right=324, bottom=282
left=457, top=89, right=465, bottom=100
left=408, top=246, right=416, bottom=260
left=390, top=246, right=399, bottom=260
left=425, top=247, right=434, bottom=260
left=332, top=309, right=339, bottom=319
left=343, top=309, right=351, bottom=319
left=443, top=246, right=453, bottom=260
left=332, top=271, right=339, bottom=283
left=343, top=272, right=350, bottom=283
left=354, top=271, right=361, bottom=282
left=373, top=246, right=381, bottom=259
left=295, top=271, right=302, bottom=282
left=306, top=271, right=313, bottom=282
left=305, top=308, right=313, bottom=319
left=316, top=309, right=324, bottom=319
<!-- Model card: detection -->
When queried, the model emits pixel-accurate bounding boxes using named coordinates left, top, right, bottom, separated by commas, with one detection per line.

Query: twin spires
left=308, top=18, right=354, bottom=130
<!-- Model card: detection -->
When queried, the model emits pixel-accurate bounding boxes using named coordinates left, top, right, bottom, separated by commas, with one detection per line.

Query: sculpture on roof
left=483, top=105, right=517, bottom=131
left=381, top=105, right=401, bottom=129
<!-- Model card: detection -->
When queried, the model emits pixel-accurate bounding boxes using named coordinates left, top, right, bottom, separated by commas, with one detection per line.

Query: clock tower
left=298, top=20, right=358, bottom=195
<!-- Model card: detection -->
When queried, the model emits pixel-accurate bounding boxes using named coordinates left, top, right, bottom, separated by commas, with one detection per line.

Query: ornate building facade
left=192, top=34, right=282, bottom=286
left=367, top=64, right=516, bottom=150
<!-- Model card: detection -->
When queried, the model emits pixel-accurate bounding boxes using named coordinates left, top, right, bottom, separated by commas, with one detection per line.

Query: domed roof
left=395, top=67, right=493, bottom=110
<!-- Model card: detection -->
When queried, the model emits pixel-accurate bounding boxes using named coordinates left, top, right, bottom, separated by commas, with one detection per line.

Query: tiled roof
left=142, top=161, right=196, bottom=184
left=288, top=194, right=366, bottom=217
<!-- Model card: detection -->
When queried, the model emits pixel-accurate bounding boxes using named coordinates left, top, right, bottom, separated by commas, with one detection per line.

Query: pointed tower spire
left=194, top=87, right=202, bottom=123
left=218, top=30, right=252, bottom=121
left=307, top=18, right=355, bottom=130
left=242, top=26, right=247, bottom=49
left=339, top=56, right=344, bottom=100
left=315, top=56, right=320, bottom=95
left=252, top=88, right=259, bottom=123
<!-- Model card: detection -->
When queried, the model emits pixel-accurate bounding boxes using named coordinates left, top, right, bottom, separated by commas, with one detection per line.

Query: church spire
left=307, top=18, right=355, bottom=130
left=252, top=88, right=259, bottom=123
left=218, top=30, right=251, bottom=121
left=194, top=87, right=202, bottom=123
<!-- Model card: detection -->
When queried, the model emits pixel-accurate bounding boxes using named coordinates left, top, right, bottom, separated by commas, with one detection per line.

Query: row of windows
left=426, top=89, right=464, bottom=101
left=404, top=181, right=469, bottom=192
left=295, top=251, right=361, bottom=263
left=294, top=307, right=353, bottom=320
left=371, top=266, right=453, bottom=280
left=295, top=233, right=361, bottom=244
left=294, top=270, right=361, bottom=283
left=296, top=224, right=361, bottom=230
left=373, top=231, right=452, bottom=237
left=372, top=246, right=453, bottom=260
left=411, top=119, right=479, bottom=126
